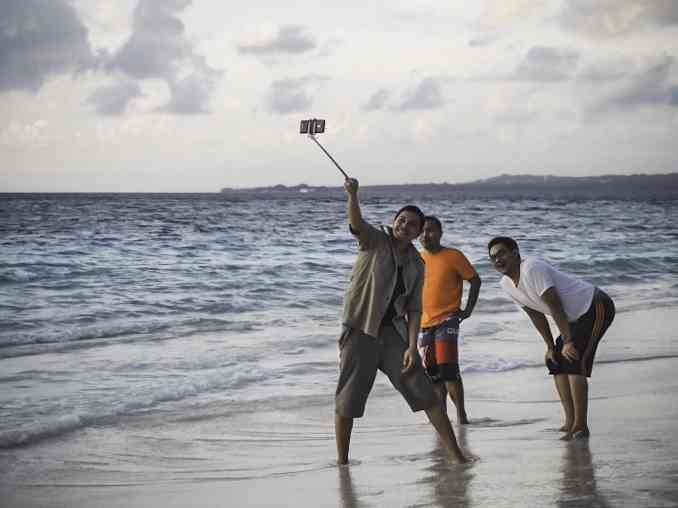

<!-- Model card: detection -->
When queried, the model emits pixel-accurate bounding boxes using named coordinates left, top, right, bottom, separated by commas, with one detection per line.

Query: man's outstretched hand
left=344, top=178, right=359, bottom=195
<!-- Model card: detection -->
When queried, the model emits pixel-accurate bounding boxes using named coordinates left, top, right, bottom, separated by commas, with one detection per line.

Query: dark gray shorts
left=335, top=325, right=440, bottom=418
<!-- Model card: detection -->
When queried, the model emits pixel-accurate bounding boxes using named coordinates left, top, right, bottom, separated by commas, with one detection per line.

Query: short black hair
left=394, top=205, right=425, bottom=232
left=423, top=215, right=442, bottom=232
left=488, top=236, right=519, bottom=254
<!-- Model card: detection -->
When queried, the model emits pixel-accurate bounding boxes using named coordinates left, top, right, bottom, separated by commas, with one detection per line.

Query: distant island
left=221, top=173, right=678, bottom=200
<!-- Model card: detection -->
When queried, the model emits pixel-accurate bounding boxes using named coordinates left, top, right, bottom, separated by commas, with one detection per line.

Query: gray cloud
left=468, top=35, right=499, bottom=47
left=512, top=47, right=579, bottom=82
left=267, top=78, right=310, bottom=114
left=0, top=0, right=95, bottom=92
left=162, top=66, right=220, bottom=115
left=398, top=78, right=444, bottom=111
left=1, top=0, right=221, bottom=114
left=238, top=25, right=316, bottom=55
left=109, top=2, right=188, bottom=79
left=103, top=0, right=221, bottom=115
left=577, top=58, right=632, bottom=82
left=87, top=81, right=142, bottom=115
left=561, top=0, right=678, bottom=37
left=363, top=89, right=390, bottom=111
left=594, top=56, right=678, bottom=112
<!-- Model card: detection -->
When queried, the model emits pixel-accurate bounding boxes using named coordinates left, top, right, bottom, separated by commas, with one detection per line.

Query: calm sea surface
left=1, top=193, right=677, bottom=448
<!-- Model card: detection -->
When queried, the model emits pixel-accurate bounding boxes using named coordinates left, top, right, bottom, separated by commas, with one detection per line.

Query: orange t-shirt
left=420, top=247, right=477, bottom=328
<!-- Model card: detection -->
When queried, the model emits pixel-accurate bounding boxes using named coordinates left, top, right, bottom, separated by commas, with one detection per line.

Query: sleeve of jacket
left=348, top=221, right=384, bottom=251
left=406, top=262, right=425, bottom=314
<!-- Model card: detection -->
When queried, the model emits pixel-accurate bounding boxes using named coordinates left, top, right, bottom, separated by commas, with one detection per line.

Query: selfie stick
left=309, top=135, right=349, bottom=181
left=300, top=118, right=350, bottom=180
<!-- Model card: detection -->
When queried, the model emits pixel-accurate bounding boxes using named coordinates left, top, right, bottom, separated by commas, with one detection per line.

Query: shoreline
left=2, top=354, right=677, bottom=508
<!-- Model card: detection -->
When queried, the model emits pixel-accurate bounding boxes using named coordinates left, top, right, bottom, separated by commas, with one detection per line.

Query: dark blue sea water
left=1, top=193, right=677, bottom=449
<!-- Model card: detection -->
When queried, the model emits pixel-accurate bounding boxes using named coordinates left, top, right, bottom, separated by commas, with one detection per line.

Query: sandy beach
left=2, top=307, right=677, bottom=508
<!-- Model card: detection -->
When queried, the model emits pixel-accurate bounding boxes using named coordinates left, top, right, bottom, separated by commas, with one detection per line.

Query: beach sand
left=2, top=311, right=678, bottom=508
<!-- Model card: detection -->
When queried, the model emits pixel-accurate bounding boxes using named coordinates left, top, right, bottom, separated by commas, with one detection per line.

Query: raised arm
left=344, top=178, right=368, bottom=233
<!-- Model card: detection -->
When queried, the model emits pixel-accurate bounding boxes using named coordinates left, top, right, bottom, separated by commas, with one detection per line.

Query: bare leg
left=434, top=382, right=448, bottom=416
left=553, top=374, right=574, bottom=432
left=335, top=414, right=354, bottom=464
left=424, top=405, right=467, bottom=463
left=564, top=375, right=590, bottom=439
left=445, top=379, right=469, bottom=424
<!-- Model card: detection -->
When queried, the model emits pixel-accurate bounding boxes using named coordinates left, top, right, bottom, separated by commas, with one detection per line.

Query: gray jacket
left=341, top=223, right=424, bottom=341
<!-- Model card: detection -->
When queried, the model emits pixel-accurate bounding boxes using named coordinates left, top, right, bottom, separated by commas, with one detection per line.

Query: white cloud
left=592, top=56, right=678, bottom=113
left=267, top=76, right=330, bottom=114
left=512, top=47, right=580, bottom=82
left=238, top=25, right=317, bottom=55
left=561, top=0, right=678, bottom=38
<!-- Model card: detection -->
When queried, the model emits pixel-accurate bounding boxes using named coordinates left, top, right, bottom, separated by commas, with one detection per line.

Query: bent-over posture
left=488, top=236, right=615, bottom=440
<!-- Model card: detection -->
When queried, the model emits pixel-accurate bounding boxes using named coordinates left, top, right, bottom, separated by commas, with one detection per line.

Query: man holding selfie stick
left=333, top=178, right=468, bottom=465
left=299, top=119, right=467, bottom=464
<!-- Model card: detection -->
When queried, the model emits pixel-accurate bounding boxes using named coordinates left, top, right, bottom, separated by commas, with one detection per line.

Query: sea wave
left=0, top=366, right=271, bottom=449
left=0, top=317, right=256, bottom=358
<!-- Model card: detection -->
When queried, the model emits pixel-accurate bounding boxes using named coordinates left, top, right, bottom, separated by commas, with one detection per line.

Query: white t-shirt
left=500, top=257, right=595, bottom=321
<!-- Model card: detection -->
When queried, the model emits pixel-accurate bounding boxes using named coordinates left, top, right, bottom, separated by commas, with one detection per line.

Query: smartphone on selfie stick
left=300, top=119, right=350, bottom=180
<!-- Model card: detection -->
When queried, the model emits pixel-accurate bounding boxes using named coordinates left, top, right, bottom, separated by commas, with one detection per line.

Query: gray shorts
left=335, top=325, right=440, bottom=418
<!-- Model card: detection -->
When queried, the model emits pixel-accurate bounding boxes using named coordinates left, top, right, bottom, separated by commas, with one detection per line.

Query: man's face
left=392, top=210, right=423, bottom=243
left=489, top=243, right=519, bottom=275
left=420, top=220, right=442, bottom=251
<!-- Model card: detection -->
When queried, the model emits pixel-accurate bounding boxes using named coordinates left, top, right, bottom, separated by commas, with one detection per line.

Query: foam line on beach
left=595, top=353, right=678, bottom=365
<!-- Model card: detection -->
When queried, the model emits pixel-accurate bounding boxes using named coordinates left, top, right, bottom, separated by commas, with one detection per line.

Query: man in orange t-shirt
left=418, top=216, right=481, bottom=424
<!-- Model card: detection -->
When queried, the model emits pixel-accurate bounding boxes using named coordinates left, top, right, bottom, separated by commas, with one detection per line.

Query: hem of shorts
left=547, top=369, right=592, bottom=378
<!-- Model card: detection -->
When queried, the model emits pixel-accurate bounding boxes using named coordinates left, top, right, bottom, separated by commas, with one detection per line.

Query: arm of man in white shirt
left=541, top=287, right=578, bottom=362
left=522, top=306, right=559, bottom=366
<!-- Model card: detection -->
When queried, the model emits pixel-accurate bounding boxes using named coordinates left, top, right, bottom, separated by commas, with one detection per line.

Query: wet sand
left=3, top=350, right=677, bottom=508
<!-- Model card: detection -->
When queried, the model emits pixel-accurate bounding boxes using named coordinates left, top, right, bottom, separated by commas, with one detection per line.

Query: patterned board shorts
left=417, top=314, right=462, bottom=382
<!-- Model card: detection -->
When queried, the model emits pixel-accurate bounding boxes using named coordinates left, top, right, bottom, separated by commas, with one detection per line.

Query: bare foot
left=558, top=423, right=573, bottom=432
left=571, top=428, right=590, bottom=439
left=560, top=428, right=590, bottom=441
left=450, top=452, right=470, bottom=464
left=446, top=448, right=471, bottom=464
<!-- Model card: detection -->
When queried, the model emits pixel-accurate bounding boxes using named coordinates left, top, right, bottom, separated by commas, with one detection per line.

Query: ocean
left=1, top=193, right=677, bottom=488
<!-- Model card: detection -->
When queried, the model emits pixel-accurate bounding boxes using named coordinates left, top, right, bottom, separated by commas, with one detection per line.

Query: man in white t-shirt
left=488, top=236, right=615, bottom=440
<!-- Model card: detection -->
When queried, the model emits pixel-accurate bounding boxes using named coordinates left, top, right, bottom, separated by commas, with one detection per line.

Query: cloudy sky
left=2, top=0, right=678, bottom=192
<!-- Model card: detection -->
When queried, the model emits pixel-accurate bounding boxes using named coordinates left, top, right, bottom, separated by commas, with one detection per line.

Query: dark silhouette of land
left=221, top=173, right=678, bottom=200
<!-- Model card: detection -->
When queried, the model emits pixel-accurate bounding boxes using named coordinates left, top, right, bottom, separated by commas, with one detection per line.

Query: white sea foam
left=0, top=366, right=272, bottom=449
left=0, top=267, right=39, bottom=282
